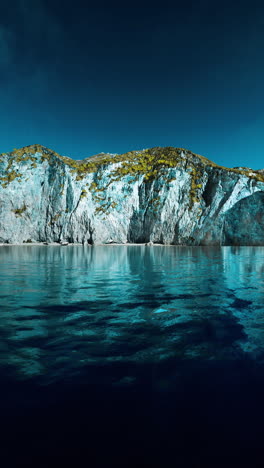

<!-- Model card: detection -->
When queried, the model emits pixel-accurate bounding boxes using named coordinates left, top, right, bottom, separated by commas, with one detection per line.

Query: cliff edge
left=0, top=144, right=264, bottom=245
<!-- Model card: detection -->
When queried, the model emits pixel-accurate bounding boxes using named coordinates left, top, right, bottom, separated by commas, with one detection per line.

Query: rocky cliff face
left=0, top=144, right=264, bottom=245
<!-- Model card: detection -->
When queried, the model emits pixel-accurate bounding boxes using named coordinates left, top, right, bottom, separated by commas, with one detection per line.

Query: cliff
left=0, top=144, right=264, bottom=245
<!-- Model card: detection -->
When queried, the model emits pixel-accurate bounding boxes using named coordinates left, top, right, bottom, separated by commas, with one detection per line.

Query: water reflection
left=0, top=246, right=264, bottom=383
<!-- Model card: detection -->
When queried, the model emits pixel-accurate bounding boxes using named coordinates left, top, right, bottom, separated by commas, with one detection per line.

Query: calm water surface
left=1, top=246, right=264, bottom=467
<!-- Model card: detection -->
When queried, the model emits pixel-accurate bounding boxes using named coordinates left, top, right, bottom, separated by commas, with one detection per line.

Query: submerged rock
left=0, top=144, right=264, bottom=245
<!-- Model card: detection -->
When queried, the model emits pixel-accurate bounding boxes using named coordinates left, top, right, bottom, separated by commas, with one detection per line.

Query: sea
left=0, top=245, right=264, bottom=468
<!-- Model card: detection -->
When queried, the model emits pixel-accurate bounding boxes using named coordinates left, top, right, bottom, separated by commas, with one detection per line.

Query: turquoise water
left=1, top=246, right=264, bottom=467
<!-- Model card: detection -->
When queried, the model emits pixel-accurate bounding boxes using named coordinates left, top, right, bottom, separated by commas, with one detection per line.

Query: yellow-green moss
left=11, top=203, right=27, bottom=217
left=189, top=166, right=203, bottom=208
left=94, top=198, right=118, bottom=216
left=80, top=189, right=88, bottom=198
left=1, top=145, right=264, bottom=190
left=0, top=170, right=22, bottom=186
left=107, top=148, right=181, bottom=184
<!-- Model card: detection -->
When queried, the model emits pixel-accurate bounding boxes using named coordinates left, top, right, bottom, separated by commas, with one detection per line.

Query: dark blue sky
left=1, top=0, right=264, bottom=168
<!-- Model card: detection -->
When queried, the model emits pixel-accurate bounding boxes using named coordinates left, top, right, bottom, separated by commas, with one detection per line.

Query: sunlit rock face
left=0, top=144, right=264, bottom=245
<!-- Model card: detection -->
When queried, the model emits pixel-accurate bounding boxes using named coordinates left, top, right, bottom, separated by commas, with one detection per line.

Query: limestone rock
left=0, top=144, right=264, bottom=245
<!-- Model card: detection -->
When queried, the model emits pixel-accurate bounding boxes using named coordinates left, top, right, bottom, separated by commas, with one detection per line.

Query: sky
left=1, top=0, right=264, bottom=168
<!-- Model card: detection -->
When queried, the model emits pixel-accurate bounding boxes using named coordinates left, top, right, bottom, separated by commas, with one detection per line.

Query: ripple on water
left=0, top=246, right=264, bottom=382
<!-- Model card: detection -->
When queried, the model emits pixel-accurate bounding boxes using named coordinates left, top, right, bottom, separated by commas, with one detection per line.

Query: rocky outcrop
left=0, top=144, right=264, bottom=245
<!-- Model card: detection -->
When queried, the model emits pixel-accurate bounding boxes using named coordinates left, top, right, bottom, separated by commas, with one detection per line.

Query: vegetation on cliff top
left=1, top=144, right=263, bottom=219
left=0, top=144, right=264, bottom=186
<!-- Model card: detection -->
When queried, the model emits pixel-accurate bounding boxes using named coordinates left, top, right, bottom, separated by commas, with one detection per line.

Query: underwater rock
left=0, top=144, right=264, bottom=245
